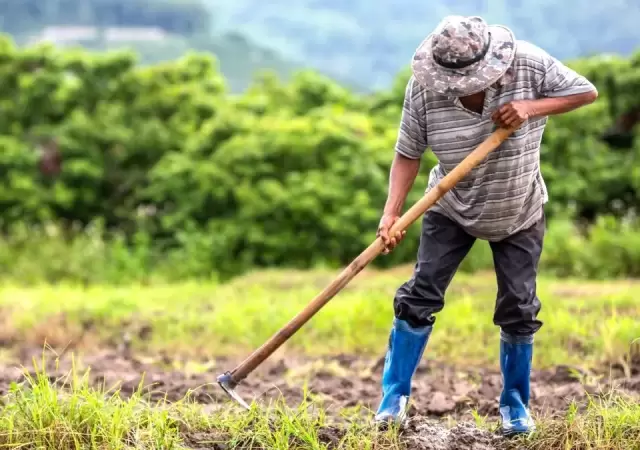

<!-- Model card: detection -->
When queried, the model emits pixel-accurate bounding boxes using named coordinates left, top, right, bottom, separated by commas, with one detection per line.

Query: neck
left=459, top=91, right=486, bottom=114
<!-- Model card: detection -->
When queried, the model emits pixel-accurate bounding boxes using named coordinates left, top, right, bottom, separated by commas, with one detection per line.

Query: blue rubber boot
left=374, top=318, right=432, bottom=426
left=499, top=331, right=536, bottom=436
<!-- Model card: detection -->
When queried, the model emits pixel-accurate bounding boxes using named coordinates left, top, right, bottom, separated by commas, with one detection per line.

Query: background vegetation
left=0, top=0, right=638, bottom=284
left=0, top=34, right=637, bottom=284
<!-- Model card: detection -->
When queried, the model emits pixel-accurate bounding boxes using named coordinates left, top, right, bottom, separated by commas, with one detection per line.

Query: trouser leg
left=375, top=211, right=475, bottom=425
left=490, top=211, right=545, bottom=336
left=490, top=211, right=546, bottom=436
left=393, top=211, right=477, bottom=328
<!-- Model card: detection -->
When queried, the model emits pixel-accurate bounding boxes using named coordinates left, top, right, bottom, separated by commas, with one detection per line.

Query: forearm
left=383, top=153, right=421, bottom=216
left=530, top=90, right=598, bottom=118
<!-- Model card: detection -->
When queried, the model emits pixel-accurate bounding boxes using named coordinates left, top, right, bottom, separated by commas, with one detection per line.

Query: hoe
left=217, top=125, right=517, bottom=409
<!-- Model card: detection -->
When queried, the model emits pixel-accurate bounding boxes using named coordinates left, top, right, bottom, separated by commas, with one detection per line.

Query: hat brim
left=411, top=25, right=516, bottom=96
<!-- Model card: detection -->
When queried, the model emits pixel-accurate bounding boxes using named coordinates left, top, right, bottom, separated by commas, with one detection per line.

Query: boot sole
left=502, top=426, right=535, bottom=438
left=373, top=411, right=407, bottom=431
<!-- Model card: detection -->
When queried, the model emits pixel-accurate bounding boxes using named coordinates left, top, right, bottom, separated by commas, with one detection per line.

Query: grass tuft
left=519, top=392, right=640, bottom=450
left=0, top=355, right=184, bottom=449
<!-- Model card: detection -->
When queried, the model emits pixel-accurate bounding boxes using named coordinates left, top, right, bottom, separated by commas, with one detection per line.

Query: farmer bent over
left=375, top=16, right=598, bottom=436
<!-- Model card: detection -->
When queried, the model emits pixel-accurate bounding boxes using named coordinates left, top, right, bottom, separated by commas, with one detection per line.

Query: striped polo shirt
left=395, top=40, right=597, bottom=241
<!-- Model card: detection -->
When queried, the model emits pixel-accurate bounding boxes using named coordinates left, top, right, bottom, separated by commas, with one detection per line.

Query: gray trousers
left=394, top=210, right=545, bottom=336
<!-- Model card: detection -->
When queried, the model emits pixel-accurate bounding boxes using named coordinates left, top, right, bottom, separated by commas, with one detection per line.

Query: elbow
left=584, top=88, right=598, bottom=104
left=569, top=88, right=598, bottom=110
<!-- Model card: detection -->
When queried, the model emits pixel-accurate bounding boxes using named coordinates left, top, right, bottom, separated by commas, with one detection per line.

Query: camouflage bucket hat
left=411, top=15, right=516, bottom=96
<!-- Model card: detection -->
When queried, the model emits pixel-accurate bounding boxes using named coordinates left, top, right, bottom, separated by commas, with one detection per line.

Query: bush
left=2, top=215, right=640, bottom=284
left=0, top=35, right=638, bottom=280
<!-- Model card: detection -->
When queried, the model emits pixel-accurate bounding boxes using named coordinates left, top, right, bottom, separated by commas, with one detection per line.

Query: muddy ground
left=0, top=346, right=638, bottom=449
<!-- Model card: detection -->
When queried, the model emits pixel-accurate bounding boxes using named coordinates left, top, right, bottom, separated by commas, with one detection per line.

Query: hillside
left=66, top=31, right=300, bottom=93
left=211, top=0, right=640, bottom=90
left=0, top=0, right=306, bottom=92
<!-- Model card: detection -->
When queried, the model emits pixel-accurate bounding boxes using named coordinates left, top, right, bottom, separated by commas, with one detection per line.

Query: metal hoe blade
left=216, top=372, right=250, bottom=410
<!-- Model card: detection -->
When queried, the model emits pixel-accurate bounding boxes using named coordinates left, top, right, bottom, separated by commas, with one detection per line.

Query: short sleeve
left=536, top=47, right=597, bottom=98
left=395, top=76, right=428, bottom=159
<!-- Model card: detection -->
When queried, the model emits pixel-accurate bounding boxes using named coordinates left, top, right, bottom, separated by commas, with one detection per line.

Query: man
left=374, top=15, right=598, bottom=436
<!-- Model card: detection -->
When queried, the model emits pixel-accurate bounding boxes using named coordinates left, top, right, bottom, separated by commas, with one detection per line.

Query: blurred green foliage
left=0, top=36, right=638, bottom=283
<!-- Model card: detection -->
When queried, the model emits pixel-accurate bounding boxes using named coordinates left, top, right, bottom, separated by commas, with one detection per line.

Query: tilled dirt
left=0, top=348, right=638, bottom=449
left=181, top=419, right=511, bottom=450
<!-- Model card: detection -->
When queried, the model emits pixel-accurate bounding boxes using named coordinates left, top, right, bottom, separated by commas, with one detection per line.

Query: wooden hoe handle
left=225, top=126, right=516, bottom=385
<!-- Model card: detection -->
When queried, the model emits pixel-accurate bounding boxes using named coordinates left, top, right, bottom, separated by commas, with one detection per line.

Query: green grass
left=528, top=393, right=640, bottom=450
left=0, top=356, right=185, bottom=448
left=1, top=360, right=639, bottom=449
left=0, top=268, right=639, bottom=449
left=0, top=266, right=638, bottom=369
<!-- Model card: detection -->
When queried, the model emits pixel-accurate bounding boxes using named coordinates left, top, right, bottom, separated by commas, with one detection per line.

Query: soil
left=0, top=347, right=638, bottom=449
